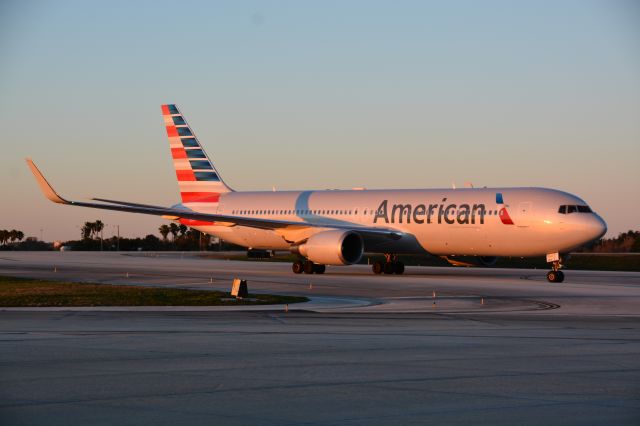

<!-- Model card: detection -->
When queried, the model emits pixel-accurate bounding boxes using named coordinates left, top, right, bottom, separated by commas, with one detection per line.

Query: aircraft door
left=517, top=202, right=532, bottom=227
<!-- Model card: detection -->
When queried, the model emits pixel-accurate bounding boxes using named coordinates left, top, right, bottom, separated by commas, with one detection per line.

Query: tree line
left=0, top=229, right=25, bottom=246
left=5, top=220, right=639, bottom=253
left=81, top=221, right=104, bottom=240
left=60, top=220, right=229, bottom=251
left=580, top=230, right=640, bottom=253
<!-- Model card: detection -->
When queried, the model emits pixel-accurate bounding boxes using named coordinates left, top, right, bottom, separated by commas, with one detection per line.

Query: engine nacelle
left=479, top=256, right=498, bottom=267
left=292, top=230, right=364, bottom=265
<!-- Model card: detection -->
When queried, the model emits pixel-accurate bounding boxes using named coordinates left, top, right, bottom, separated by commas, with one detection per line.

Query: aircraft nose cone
left=588, top=214, right=607, bottom=241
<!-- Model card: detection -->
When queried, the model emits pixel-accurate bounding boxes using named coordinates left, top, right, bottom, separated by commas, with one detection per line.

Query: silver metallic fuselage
left=188, top=187, right=606, bottom=257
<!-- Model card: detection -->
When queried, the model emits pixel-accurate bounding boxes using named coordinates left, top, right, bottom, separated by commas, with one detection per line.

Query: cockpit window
left=558, top=205, right=592, bottom=214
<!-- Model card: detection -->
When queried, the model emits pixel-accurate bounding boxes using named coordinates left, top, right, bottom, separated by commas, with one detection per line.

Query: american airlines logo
left=373, top=196, right=514, bottom=225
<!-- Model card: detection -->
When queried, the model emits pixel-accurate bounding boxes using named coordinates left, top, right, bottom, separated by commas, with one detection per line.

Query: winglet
left=25, top=158, right=70, bottom=204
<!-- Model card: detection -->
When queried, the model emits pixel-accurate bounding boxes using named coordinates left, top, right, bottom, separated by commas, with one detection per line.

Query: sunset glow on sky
left=1, top=0, right=638, bottom=241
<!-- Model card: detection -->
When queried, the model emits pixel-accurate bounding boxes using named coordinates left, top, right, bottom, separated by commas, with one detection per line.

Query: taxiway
left=0, top=252, right=638, bottom=425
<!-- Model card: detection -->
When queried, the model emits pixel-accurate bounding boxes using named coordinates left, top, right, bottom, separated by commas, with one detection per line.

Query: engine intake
left=292, top=230, right=364, bottom=265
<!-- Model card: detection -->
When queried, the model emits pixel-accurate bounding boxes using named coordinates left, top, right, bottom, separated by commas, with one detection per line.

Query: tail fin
left=161, top=104, right=233, bottom=205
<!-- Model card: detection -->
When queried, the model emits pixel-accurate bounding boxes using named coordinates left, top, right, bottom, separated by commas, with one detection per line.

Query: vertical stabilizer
left=161, top=104, right=233, bottom=206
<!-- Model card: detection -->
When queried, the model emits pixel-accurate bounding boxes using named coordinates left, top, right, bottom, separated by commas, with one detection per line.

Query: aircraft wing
left=26, top=159, right=403, bottom=240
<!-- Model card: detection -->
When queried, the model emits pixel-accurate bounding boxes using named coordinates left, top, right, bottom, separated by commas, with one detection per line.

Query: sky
left=1, top=0, right=638, bottom=241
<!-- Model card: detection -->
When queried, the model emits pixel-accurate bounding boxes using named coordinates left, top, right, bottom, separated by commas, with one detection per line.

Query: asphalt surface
left=1, top=252, right=639, bottom=425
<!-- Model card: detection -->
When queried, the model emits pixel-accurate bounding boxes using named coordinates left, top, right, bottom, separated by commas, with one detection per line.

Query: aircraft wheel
left=372, top=260, right=384, bottom=275
left=303, top=261, right=315, bottom=274
left=292, top=261, right=304, bottom=274
left=394, top=261, right=405, bottom=275
left=313, top=264, right=326, bottom=274
left=546, top=270, right=564, bottom=283
left=383, top=262, right=395, bottom=274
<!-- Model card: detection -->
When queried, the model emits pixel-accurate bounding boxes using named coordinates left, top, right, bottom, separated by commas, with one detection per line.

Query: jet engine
left=478, top=256, right=498, bottom=267
left=292, top=230, right=364, bottom=265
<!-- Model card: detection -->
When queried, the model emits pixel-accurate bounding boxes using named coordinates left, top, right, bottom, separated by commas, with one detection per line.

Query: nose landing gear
left=546, top=253, right=565, bottom=283
left=546, top=269, right=564, bottom=283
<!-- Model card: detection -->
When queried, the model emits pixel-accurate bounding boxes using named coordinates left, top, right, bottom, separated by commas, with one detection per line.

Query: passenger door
left=517, top=202, right=532, bottom=227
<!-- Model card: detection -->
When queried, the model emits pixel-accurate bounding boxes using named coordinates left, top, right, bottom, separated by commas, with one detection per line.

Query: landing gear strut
left=546, top=254, right=565, bottom=283
left=372, top=254, right=405, bottom=275
left=292, top=260, right=325, bottom=274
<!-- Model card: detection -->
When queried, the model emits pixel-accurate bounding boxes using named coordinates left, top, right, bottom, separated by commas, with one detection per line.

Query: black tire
left=383, top=262, right=395, bottom=274
left=394, top=261, right=405, bottom=275
left=303, top=261, right=315, bottom=274
left=556, top=270, right=564, bottom=283
left=292, top=261, right=304, bottom=274
left=372, top=260, right=384, bottom=275
left=313, top=264, right=326, bottom=274
left=546, top=271, right=557, bottom=283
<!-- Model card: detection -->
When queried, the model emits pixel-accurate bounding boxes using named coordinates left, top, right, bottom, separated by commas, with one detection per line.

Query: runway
left=1, top=252, right=639, bottom=425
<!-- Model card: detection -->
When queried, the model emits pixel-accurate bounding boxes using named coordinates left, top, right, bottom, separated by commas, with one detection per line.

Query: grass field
left=0, top=276, right=308, bottom=307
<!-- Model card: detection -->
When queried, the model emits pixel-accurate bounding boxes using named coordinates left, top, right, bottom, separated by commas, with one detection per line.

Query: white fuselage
left=186, top=187, right=606, bottom=257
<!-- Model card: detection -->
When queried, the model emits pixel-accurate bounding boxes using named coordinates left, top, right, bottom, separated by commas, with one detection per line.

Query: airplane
left=26, top=104, right=607, bottom=283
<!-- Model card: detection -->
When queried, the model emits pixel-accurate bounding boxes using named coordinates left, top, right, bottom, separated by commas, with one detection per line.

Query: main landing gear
left=546, top=253, right=565, bottom=283
left=292, top=260, right=325, bottom=274
left=372, top=254, right=405, bottom=275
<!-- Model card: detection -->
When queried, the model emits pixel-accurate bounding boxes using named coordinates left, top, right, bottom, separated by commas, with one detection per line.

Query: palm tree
left=178, top=224, right=188, bottom=238
left=94, top=220, right=104, bottom=250
left=15, top=231, right=24, bottom=242
left=158, top=224, right=170, bottom=241
left=82, top=222, right=93, bottom=239
left=169, top=223, right=179, bottom=241
left=94, top=220, right=104, bottom=236
left=8, top=230, right=18, bottom=243
left=0, top=230, right=7, bottom=246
